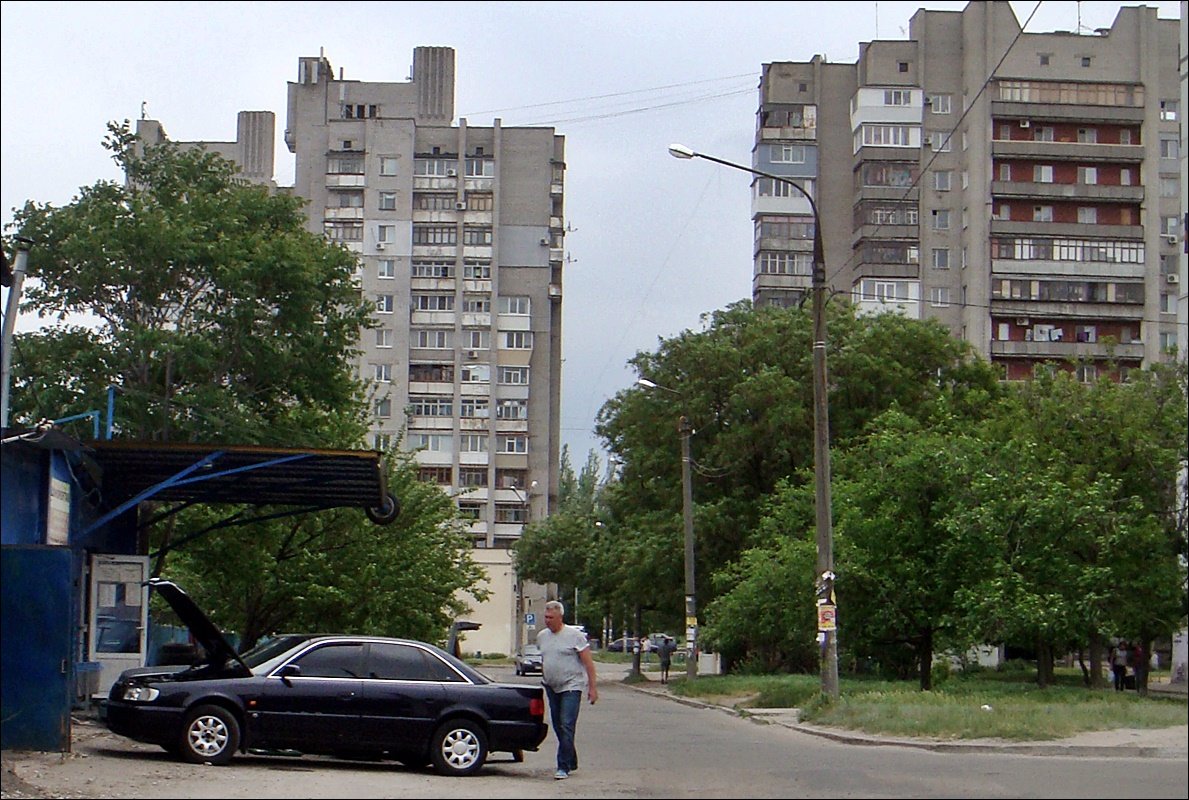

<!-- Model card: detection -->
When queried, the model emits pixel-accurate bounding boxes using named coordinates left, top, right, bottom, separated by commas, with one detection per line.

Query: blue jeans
left=544, top=686, right=581, bottom=772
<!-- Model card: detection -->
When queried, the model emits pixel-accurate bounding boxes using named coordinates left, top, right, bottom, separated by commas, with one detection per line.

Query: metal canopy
left=86, top=440, right=390, bottom=513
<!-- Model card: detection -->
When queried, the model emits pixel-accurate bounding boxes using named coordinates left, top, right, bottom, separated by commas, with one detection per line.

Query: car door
left=254, top=642, right=364, bottom=752
left=356, top=642, right=454, bottom=751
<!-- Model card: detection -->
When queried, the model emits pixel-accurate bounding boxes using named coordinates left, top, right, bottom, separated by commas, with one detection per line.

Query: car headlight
left=121, top=685, right=160, bottom=702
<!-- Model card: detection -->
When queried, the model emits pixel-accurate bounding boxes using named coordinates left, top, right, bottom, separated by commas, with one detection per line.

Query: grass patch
left=669, top=671, right=1187, bottom=741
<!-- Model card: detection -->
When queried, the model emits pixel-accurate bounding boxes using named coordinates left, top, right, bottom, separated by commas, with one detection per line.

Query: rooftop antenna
left=875, top=1, right=879, bottom=38
left=140, top=101, right=147, bottom=120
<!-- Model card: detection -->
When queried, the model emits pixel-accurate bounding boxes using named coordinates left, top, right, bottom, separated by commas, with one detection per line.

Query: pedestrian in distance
left=536, top=600, right=598, bottom=781
left=657, top=636, right=676, bottom=684
left=1110, top=640, right=1129, bottom=691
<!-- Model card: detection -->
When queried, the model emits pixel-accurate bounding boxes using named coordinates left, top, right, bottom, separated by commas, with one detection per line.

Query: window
left=758, top=252, right=812, bottom=275
left=460, top=434, right=488, bottom=453
left=1161, top=216, right=1180, bottom=236
left=411, top=261, right=453, bottom=278
left=496, top=468, right=528, bottom=489
left=1038, top=54, right=1050, bottom=66
left=412, top=225, right=457, bottom=245
left=771, top=144, right=806, bottom=163
left=458, top=467, right=488, bottom=487
left=498, top=296, right=531, bottom=315
left=463, top=227, right=493, bottom=246
left=1034, top=126, right=1055, bottom=142
left=334, top=190, right=363, bottom=208
left=375, top=398, right=392, bottom=418
left=375, top=294, right=395, bottom=313
left=377, top=224, right=396, bottom=243
left=458, top=501, right=483, bottom=521
left=374, top=433, right=392, bottom=450
left=1159, top=177, right=1178, bottom=198
left=1120, top=168, right=1133, bottom=186
left=1077, top=207, right=1097, bottom=224
left=328, top=157, right=363, bottom=175
left=1159, top=138, right=1179, bottom=159
left=496, top=398, right=528, bottom=420
left=414, top=158, right=453, bottom=176
left=409, top=363, right=454, bottom=382
left=459, top=397, right=489, bottom=418
left=897, top=61, right=909, bottom=73
left=412, top=294, right=454, bottom=311
left=502, top=331, right=533, bottom=349
left=463, top=329, right=490, bottom=349
left=414, top=193, right=455, bottom=211
left=931, top=248, right=950, bottom=269
left=497, top=434, right=528, bottom=454
left=379, top=157, right=399, bottom=176
left=1033, top=164, right=1053, bottom=183
left=460, top=364, right=490, bottom=383
left=933, top=170, right=952, bottom=191
left=930, top=94, right=951, bottom=113
left=462, top=295, right=491, bottom=313
left=1076, top=364, right=1097, bottom=384
left=883, top=89, right=912, bottom=106
left=1078, top=167, right=1098, bottom=185
left=379, top=192, right=397, bottom=210
left=929, top=131, right=951, bottom=152
left=465, top=158, right=494, bottom=178
left=993, top=203, right=1010, bottom=221
left=367, top=642, right=461, bottom=683
left=377, top=259, right=396, bottom=279
left=931, top=210, right=950, bottom=231
left=499, top=366, right=529, bottom=385
left=999, top=163, right=1011, bottom=181
left=372, top=363, right=392, bottom=382
left=325, top=222, right=363, bottom=241
left=857, top=124, right=915, bottom=148
left=409, top=432, right=451, bottom=451
left=1033, top=205, right=1053, bottom=222
left=1077, top=128, right=1097, bottom=144
left=494, top=504, right=527, bottom=524
left=1160, top=100, right=1179, bottom=121
left=413, top=329, right=451, bottom=348
left=292, top=644, right=363, bottom=678
left=1158, top=332, right=1178, bottom=354
left=1160, top=293, right=1174, bottom=314
left=408, top=396, right=452, bottom=416
left=376, top=328, right=393, bottom=348
left=467, top=193, right=494, bottom=211
left=1080, top=56, right=1092, bottom=68
left=463, top=260, right=491, bottom=279
left=929, top=287, right=950, bottom=307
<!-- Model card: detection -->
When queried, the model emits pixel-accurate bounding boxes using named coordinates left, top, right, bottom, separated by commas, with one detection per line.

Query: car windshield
left=523, top=645, right=541, bottom=656
left=238, top=635, right=313, bottom=670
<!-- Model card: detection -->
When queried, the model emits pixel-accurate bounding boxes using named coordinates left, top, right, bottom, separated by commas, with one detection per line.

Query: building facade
left=283, top=47, right=563, bottom=656
left=755, top=2, right=1182, bottom=379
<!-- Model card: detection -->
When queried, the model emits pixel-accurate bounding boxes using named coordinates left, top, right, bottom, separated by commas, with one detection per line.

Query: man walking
left=536, top=600, right=598, bottom=780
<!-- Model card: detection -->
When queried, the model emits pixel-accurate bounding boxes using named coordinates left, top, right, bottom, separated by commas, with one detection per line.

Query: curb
left=623, top=679, right=1186, bottom=759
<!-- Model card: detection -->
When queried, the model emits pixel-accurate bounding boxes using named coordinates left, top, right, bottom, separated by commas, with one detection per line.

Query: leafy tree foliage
left=6, top=123, right=485, bottom=646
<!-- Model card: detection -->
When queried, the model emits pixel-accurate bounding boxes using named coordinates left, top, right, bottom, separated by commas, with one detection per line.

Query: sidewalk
left=619, top=665, right=1188, bottom=760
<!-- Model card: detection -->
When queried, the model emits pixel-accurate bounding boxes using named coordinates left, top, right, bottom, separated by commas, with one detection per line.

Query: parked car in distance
left=104, top=578, right=547, bottom=776
left=514, top=644, right=543, bottom=676
left=606, top=637, right=652, bottom=653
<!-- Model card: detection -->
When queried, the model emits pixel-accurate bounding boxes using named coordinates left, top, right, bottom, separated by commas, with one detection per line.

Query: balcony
left=991, top=100, right=1144, bottom=124
left=990, top=181, right=1144, bottom=203
left=990, top=139, right=1144, bottom=163
left=990, top=220, right=1142, bottom=239
left=989, top=340, right=1145, bottom=360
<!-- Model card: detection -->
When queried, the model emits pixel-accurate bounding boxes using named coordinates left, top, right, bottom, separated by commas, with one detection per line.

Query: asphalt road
left=2, top=663, right=1185, bottom=799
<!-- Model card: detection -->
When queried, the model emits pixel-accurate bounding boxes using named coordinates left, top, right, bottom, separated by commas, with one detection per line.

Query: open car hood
left=147, top=577, right=250, bottom=673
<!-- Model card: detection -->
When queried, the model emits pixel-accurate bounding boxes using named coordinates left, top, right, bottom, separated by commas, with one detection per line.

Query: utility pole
left=680, top=414, right=698, bottom=679
left=1, top=238, right=33, bottom=430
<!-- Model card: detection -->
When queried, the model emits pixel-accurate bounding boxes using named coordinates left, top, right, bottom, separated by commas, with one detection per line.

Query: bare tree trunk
left=919, top=628, right=934, bottom=691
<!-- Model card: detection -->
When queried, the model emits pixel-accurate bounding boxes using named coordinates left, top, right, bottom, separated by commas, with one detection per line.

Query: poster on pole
left=817, top=604, right=837, bottom=632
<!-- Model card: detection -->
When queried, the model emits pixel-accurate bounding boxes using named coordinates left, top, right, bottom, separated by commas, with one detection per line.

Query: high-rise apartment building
left=284, top=47, right=564, bottom=654
left=136, top=47, right=565, bottom=655
left=755, top=2, right=1182, bottom=378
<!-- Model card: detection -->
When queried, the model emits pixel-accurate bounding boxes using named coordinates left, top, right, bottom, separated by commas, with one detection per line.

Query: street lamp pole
left=667, top=144, right=838, bottom=699
left=638, top=378, right=699, bottom=678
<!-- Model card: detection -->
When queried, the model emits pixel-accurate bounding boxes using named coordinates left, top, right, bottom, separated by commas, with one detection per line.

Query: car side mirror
left=278, top=663, right=301, bottom=684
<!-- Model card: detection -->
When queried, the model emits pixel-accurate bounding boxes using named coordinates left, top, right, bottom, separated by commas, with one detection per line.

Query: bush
left=931, top=660, right=952, bottom=686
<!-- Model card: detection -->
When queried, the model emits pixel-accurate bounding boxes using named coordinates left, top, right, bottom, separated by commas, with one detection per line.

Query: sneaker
left=554, top=769, right=569, bottom=780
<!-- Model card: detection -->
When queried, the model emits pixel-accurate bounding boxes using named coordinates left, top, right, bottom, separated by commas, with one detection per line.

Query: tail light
left=529, top=696, right=545, bottom=719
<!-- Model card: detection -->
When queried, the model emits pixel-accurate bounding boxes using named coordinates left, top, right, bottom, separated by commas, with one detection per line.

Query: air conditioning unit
left=1019, top=119, right=1030, bottom=128
left=466, top=349, right=479, bottom=359
left=446, top=168, right=458, bottom=177
left=1016, top=318, right=1030, bottom=327
left=454, top=201, right=467, bottom=211
left=1163, top=234, right=1178, bottom=245
left=376, top=242, right=386, bottom=250
left=539, top=237, right=550, bottom=246
left=1168, top=273, right=1181, bottom=284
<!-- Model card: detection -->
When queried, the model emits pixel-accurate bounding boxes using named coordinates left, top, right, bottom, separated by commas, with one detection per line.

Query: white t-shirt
left=536, top=624, right=590, bottom=692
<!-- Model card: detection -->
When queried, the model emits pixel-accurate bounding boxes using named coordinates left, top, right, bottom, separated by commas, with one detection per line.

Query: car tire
left=429, top=719, right=488, bottom=777
left=178, top=704, right=240, bottom=766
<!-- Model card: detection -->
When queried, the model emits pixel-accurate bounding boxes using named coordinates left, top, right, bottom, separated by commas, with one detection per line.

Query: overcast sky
left=2, top=1, right=1181, bottom=461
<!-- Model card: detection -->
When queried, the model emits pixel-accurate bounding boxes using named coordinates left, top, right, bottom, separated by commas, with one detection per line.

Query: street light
left=668, top=143, right=838, bottom=699
left=636, top=377, right=698, bottom=680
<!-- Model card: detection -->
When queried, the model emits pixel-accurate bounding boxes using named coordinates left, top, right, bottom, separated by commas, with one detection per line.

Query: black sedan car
left=105, top=579, right=547, bottom=776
